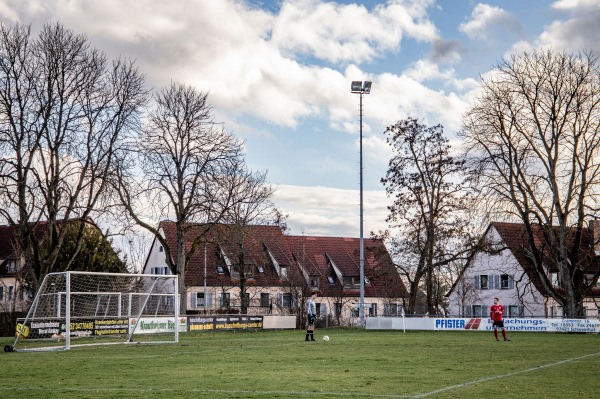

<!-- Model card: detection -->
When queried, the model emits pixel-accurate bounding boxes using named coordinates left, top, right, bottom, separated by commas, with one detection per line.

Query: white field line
left=412, top=351, right=600, bottom=398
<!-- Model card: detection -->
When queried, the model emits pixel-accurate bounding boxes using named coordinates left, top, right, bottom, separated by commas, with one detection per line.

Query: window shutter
left=482, top=305, right=488, bottom=317
left=494, top=275, right=500, bottom=289
left=206, top=293, right=213, bottom=308
left=518, top=305, right=524, bottom=317
left=464, top=305, right=472, bottom=317
left=276, top=293, right=283, bottom=306
left=509, top=275, right=514, bottom=289
left=474, top=275, right=480, bottom=289
left=191, top=294, right=197, bottom=308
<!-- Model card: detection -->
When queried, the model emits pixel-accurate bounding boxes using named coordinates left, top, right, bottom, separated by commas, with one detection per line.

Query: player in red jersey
left=490, top=297, right=510, bottom=341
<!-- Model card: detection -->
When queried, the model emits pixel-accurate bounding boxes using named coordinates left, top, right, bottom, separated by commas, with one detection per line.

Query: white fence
left=366, top=316, right=600, bottom=333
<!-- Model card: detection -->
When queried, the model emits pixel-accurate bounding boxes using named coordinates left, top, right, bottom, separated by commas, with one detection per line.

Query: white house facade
left=447, top=222, right=600, bottom=319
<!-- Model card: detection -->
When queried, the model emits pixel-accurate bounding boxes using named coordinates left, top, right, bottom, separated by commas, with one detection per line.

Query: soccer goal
left=6, top=271, right=179, bottom=352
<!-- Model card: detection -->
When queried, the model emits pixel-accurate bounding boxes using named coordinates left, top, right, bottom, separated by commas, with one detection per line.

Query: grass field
left=1, top=329, right=599, bottom=399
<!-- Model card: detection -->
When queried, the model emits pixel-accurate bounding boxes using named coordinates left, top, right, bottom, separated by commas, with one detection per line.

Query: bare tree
left=114, top=82, right=247, bottom=313
left=219, top=170, right=276, bottom=314
left=461, top=49, right=600, bottom=317
left=0, top=22, right=146, bottom=290
left=381, top=118, right=478, bottom=315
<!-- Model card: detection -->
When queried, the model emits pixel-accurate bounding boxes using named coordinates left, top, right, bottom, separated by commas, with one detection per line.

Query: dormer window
left=309, top=277, right=319, bottom=288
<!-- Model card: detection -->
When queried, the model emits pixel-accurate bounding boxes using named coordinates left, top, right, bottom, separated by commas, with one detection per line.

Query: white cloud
left=459, top=3, right=522, bottom=44
left=271, top=0, right=438, bottom=64
left=535, top=0, right=600, bottom=53
left=273, top=184, right=389, bottom=237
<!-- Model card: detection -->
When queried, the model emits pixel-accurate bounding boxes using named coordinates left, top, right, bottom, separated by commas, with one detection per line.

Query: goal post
left=7, top=271, right=179, bottom=352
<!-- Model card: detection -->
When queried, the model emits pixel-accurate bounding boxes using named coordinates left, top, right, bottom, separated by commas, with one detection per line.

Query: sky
left=1, top=0, right=600, bottom=239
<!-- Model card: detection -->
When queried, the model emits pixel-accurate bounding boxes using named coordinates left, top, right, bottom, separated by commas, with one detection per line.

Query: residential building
left=446, top=222, right=600, bottom=318
left=0, top=219, right=124, bottom=313
left=143, top=221, right=407, bottom=325
left=0, top=224, right=36, bottom=313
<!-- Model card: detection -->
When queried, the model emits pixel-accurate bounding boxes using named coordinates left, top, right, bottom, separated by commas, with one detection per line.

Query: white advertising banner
left=129, top=317, right=187, bottom=334
left=366, top=317, right=600, bottom=333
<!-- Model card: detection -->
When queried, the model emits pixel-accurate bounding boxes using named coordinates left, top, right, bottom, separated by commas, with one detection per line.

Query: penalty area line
left=412, top=351, right=600, bottom=398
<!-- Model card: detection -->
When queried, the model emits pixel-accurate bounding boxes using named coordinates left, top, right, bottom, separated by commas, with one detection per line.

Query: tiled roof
left=0, top=224, right=19, bottom=259
left=157, top=221, right=407, bottom=299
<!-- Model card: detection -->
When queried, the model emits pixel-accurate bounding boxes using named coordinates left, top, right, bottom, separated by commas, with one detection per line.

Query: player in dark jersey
left=305, top=291, right=318, bottom=341
left=490, top=297, right=510, bottom=341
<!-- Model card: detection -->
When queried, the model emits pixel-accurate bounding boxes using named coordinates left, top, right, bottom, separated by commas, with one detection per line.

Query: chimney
left=589, top=219, right=600, bottom=256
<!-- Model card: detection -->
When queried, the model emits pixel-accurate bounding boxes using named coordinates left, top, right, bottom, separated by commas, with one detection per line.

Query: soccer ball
left=323, top=335, right=330, bottom=341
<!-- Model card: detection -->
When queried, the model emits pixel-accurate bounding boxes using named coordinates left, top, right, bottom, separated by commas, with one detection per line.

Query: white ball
left=323, top=335, right=329, bottom=341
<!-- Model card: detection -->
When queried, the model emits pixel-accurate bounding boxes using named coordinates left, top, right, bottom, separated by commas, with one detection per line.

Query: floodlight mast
left=350, top=80, right=371, bottom=328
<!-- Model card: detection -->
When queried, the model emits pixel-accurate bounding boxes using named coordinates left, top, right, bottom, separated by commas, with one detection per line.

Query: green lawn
left=1, top=329, right=599, bottom=399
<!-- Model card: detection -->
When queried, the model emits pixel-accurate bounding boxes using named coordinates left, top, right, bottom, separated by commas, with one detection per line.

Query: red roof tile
left=157, top=221, right=407, bottom=298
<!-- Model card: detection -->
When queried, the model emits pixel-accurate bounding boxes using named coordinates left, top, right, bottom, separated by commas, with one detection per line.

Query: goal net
left=7, top=271, right=179, bottom=352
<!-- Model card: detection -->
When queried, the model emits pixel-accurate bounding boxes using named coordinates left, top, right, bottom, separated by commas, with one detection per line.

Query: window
left=159, top=246, right=164, bottom=252
left=193, top=292, right=213, bottom=308
left=260, top=293, right=269, bottom=307
left=480, top=275, right=488, bottom=289
left=316, top=303, right=323, bottom=317
left=327, top=276, right=335, bottom=284
left=6, top=260, right=15, bottom=272
left=334, top=302, right=342, bottom=317
left=508, top=305, right=522, bottom=317
left=217, top=265, right=225, bottom=274
left=465, top=304, right=488, bottom=317
left=384, top=303, right=402, bottom=317
left=151, top=267, right=169, bottom=275
left=309, top=277, right=319, bottom=288
left=474, top=275, right=489, bottom=289
left=280, top=266, right=288, bottom=280
left=257, top=265, right=264, bottom=273
left=8, top=286, right=13, bottom=301
left=0, top=286, right=3, bottom=301
left=551, top=272, right=560, bottom=288
left=196, top=292, right=205, bottom=307
left=500, top=274, right=509, bottom=289
left=220, top=293, right=230, bottom=308
left=369, top=304, right=377, bottom=317
left=282, top=293, right=292, bottom=308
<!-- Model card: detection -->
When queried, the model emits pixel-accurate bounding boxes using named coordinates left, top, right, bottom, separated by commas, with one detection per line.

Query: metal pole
left=204, top=243, right=207, bottom=312
left=359, top=91, right=365, bottom=328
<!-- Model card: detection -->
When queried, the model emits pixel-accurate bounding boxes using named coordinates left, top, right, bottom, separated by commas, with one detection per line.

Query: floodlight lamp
left=351, top=81, right=363, bottom=93
left=363, top=81, right=372, bottom=94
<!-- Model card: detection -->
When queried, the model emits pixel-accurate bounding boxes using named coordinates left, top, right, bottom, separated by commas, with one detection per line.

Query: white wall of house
left=0, top=276, right=30, bottom=313
left=447, top=227, right=546, bottom=317
left=143, top=232, right=171, bottom=276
